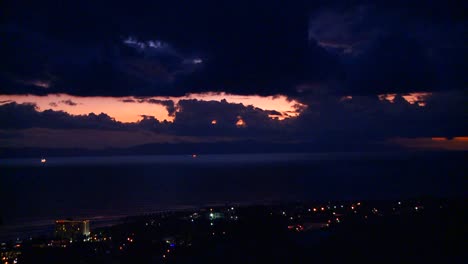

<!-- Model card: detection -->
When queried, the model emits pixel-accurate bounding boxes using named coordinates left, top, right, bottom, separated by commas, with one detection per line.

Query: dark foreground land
left=2, top=198, right=466, bottom=264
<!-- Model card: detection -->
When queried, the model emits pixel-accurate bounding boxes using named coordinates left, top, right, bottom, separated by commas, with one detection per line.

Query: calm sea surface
left=1, top=152, right=466, bottom=240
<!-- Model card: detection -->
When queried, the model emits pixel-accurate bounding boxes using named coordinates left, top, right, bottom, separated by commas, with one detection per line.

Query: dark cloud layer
left=1, top=0, right=467, bottom=152
left=0, top=99, right=284, bottom=137
left=139, top=99, right=177, bottom=117
left=0, top=103, right=123, bottom=130
left=2, top=90, right=466, bottom=145
left=1, top=0, right=465, bottom=97
left=295, top=91, right=468, bottom=141
left=172, top=99, right=285, bottom=137
left=308, top=1, right=467, bottom=96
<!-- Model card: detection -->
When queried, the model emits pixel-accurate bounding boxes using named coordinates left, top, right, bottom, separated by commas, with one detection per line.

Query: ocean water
left=0, top=152, right=466, bottom=240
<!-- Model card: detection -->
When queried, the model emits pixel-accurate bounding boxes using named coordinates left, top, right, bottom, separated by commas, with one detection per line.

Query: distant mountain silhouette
left=0, top=140, right=407, bottom=158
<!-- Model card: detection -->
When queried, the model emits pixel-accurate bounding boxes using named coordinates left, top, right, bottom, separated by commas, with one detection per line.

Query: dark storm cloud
left=172, top=99, right=286, bottom=137
left=0, top=98, right=289, bottom=139
left=294, top=91, right=468, bottom=141
left=0, top=102, right=124, bottom=130
left=1, top=1, right=465, bottom=97
left=0, top=24, right=203, bottom=96
left=308, top=1, right=467, bottom=96
left=138, top=99, right=177, bottom=117
left=0, top=0, right=328, bottom=96
left=0, top=99, right=282, bottom=137
left=120, top=97, right=177, bottom=116
left=0, top=0, right=467, bottom=149
left=1, top=89, right=466, bottom=150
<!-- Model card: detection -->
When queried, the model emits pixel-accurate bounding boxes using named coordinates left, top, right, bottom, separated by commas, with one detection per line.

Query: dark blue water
left=1, top=152, right=466, bottom=240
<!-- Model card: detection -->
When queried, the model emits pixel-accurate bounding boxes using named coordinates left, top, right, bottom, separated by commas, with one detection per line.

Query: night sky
left=1, top=0, right=467, bottom=152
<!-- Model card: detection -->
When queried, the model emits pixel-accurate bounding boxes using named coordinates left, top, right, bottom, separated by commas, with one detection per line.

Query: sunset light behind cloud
left=0, top=93, right=306, bottom=123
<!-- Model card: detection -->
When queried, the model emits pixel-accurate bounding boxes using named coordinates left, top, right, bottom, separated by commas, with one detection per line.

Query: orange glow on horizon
left=0, top=94, right=168, bottom=123
left=0, top=93, right=305, bottom=123
left=391, top=137, right=468, bottom=151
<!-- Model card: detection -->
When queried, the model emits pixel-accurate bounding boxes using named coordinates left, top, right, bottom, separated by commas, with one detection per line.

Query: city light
left=0, top=198, right=452, bottom=261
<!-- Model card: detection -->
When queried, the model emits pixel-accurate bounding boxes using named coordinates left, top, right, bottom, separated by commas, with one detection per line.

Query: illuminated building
left=54, top=220, right=90, bottom=241
left=208, top=212, right=224, bottom=220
